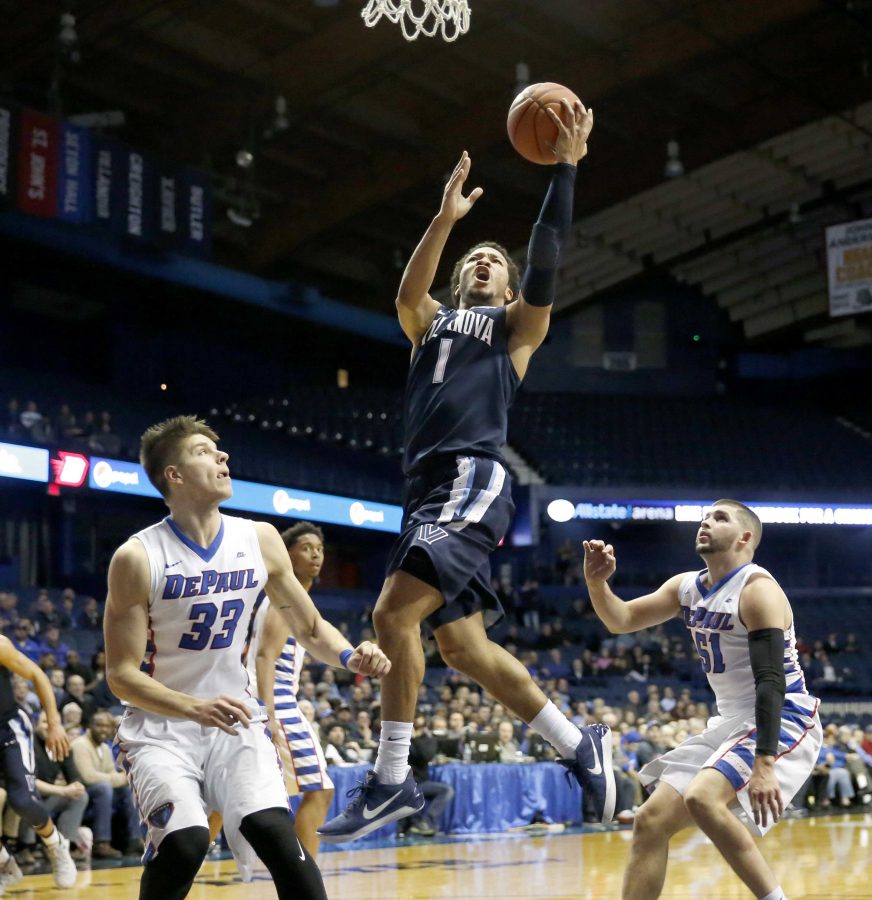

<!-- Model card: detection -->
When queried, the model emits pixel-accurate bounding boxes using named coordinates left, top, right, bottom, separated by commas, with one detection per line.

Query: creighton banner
left=827, top=218, right=872, bottom=317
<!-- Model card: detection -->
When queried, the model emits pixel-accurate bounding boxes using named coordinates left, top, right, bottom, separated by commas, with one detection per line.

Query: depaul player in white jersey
left=245, top=522, right=335, bottom=859
left=584, top=499, right=821, bottom=900
left=104, top=416, right=390, bottom=900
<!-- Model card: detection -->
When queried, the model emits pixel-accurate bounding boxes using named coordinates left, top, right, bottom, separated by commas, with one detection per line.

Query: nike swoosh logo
left=361, top=790, right=402, bottom=820
left=295, top=838, right=305, bottom=861
left=165, top=561, right=181, bottom=569
left=586, top=734, right=603, bottom=775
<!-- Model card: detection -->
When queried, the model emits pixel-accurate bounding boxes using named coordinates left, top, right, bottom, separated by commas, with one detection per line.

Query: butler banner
left=826, top=217, right=872, bottom=318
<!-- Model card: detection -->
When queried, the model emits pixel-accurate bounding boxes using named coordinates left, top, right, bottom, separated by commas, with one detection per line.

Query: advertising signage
left=88, top=456, right=401, bottom=533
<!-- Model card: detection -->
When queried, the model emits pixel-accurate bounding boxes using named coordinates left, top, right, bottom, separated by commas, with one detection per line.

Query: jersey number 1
left=179, top=599, right=245, bottom=651
left=432, top=338, right=452, bottom=384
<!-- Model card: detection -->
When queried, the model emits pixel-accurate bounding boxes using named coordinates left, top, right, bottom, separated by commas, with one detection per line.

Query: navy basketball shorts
left=386, top=454, right=514, bottom=632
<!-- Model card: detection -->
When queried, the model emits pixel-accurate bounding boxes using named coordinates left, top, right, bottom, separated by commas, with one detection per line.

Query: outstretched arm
left=583, top=539, right=683, bottom=633
left=507, top=101, right=594, bottom=372
left=396, top=151, right=484, bottom=344
left=256, top=522, right=390, bottom=678
left=0, top=636, right=69, bottom=761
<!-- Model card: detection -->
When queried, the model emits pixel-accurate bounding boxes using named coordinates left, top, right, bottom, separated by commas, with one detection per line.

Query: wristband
left=339, top=649, right=353, bottom=669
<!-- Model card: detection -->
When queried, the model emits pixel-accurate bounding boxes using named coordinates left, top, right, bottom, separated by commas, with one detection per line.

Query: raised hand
left=189, top=694, right=253, bottom=735
left=583, top=539, right=617, bottom=584
left=345, top=640, right=391, bottom=678
left=546, top=100, right=594, bottom=166
left=439, top=151, right=483, bottom=223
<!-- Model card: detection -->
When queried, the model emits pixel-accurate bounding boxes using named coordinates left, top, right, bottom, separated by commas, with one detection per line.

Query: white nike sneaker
left=44, top=833, right=77, bottom=888
left=0, top=851, right=22, bottom=888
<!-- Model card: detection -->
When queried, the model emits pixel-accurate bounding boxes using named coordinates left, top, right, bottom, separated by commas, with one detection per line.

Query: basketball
left=507, top=82, right=582, bottom=165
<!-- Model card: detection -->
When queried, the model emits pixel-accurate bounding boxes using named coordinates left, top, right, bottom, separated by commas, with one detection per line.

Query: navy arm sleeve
left=520, top=163, right=577, bottom=307
left=748, top=628, right=786, bottom=757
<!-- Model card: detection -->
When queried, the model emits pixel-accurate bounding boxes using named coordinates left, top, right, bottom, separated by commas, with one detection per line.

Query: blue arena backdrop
left=0, top=441, right=402, bottom=534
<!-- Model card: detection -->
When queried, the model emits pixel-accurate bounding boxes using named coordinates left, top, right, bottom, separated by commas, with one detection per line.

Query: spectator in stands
left=73, top=596, right=99, bottom=632
left=0, top=591, right=20, bottom=627
left=63, top=650, right=93, bottom=688
left=55, top=404, right=82, bottom=440
left=31, top=593, right=60, bottom=634
left=79, top=411, right=97, bottom=437
left=61, top=702, right=83, bottom=740
left=13, top=673, right=40, bottom=718
left=24, top=710, right=92, bottom=861
left=35, top=627, right=69, bottom=670
left=816, top=728, right=854, bottom=807
left=842, top=632, right=859, bottom=655
left=88, top=422, right=121, bottom=456
left=5, top=398, right=21, bottom=436
left=660, top=686, right=677, bottom=715
left=837, top=725, right=872, bottom=804
left=61, top=675, right=97, bottom=726
left=70, top=711, right=142, bottom=855
left=814, top=651, right=840, bottom=687
left=19, top=400, right=44, bottom=434
left=48, top=668, right=66, bottom=709
left=636, top=723, right=666, bottom=769
left=9, top=620, right=40, bottom=661
left=496, top=720, right=521, bottom=763
left=322, top=725, right=362, bottom=766
left=400, top=715, right=455, bottom=837
left=58, top=589, right=76, bottom=630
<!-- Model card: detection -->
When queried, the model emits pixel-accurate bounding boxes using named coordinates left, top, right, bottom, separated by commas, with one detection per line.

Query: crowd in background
left=1, top=568, right=870, bottom=858
left=3, top=397, right=122, bottom=456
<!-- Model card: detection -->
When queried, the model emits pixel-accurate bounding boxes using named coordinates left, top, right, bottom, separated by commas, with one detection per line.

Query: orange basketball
left=507, top=82, right=581, bottom=165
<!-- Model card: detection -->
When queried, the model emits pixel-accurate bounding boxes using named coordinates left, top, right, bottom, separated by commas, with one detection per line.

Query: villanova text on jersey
left=403, top=305, right=520, bottom=474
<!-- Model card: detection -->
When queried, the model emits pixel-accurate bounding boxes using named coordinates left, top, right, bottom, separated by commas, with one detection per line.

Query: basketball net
left=361, top=0, right=471, bottom=42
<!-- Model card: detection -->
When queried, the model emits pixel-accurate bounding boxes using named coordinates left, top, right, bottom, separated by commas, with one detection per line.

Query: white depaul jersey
left=133, top=514, right=267, bottom=701
left=679, top=562, right=811, bottom=718
left=244, top=597, right=306, bottom=698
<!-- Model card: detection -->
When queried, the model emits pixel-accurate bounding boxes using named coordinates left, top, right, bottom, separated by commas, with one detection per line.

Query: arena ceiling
left=3, top=0, right=872, bottom=346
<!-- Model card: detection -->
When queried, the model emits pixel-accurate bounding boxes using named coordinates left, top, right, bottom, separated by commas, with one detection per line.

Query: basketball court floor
left=3, top=812, right=869, bottom=898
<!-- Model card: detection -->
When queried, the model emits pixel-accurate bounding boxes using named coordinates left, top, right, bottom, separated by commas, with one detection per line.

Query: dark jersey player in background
left=320, top=98, right=616, bottom=843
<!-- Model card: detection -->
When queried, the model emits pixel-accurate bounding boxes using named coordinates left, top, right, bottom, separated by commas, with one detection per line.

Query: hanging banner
left=826, top=218, right=872, bottom=318
left=176, top=166, right=212, bottom=257
left=93, top=136, right=120, bottom=229
left=0, top=101, right=18, bottom=210
left=156, top=163, right=180, bottom=248
left=17, top=108, right=59, bottom=218
left=57, top=121, right=93, bottom=223
left=119, top=146, right=156, bottom=242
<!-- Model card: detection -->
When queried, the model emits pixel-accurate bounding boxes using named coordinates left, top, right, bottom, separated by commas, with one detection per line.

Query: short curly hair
left=448, top=241, right=521, bottom=307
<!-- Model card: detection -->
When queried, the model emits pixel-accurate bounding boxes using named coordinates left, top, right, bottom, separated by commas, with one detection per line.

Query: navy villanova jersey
left=403, top=304, right=519, bottom=473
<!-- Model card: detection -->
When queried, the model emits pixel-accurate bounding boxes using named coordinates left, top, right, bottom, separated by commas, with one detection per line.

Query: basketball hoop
left=361, top=0, right=471, bottom=42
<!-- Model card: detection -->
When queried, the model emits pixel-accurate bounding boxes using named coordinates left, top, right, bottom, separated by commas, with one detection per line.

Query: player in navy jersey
left=104, top=416, right=390, bottom=900
left=584, top=500, right=822, bottom=900
left=320, top=98, right=617, bottom=844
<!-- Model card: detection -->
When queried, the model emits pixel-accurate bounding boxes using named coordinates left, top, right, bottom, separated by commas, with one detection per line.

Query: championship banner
left=826, top=218, right=872, bottom=318
left=93, top=136, right=120, bottom=229
left=57, top=121, right=93, bottom=223
left=176, top=166, right=212, bottom=257
left=17, top=108, right=59, bottom=218
left=0, top=101, right=18, bottom=210
left=117, top=146, right=157, bottom=242
left=156, top=163, right=180, bottom=248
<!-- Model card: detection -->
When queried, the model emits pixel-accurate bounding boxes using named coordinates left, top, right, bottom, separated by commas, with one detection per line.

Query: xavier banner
left=826, top=218, right=872, bottom=318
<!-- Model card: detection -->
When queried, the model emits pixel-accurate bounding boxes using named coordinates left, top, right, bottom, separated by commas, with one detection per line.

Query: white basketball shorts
left=115, top=703, right=290, bottom=877
left=639, top=693, right=822, bottom=836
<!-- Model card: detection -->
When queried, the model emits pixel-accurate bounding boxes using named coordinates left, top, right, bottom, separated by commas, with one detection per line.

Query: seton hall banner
left=3, top=100, right=211, bottom=257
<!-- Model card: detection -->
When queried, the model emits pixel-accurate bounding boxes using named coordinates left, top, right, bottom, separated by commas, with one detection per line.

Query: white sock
left=529, top=701, right=582, bottom=759
left=0, top=844, right=8, bottom=864
left=41, top=826, right=60, bottom=847
left=759, top=888, right=786, bottom=900
left=373, top=720, right=413, bottom=784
